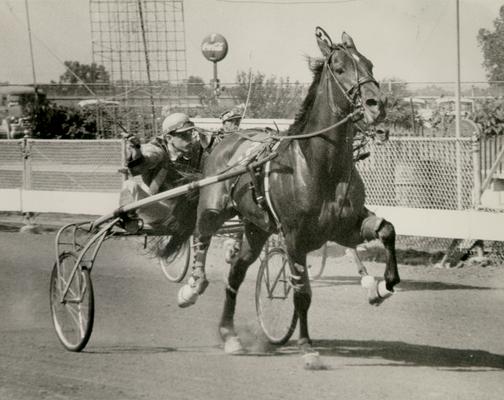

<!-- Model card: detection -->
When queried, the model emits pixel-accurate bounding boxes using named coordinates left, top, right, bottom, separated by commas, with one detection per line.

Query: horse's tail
left=150, top=225, right=193, bottom=261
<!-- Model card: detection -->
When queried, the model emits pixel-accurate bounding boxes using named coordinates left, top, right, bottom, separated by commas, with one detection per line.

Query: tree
left=59, top=61, right=110, bottom=84
left=478, top=5, right=504, bottom=82
left=380, top=77, right=411, bottom=98
left=232, top=71, right=304, bottom=119
left=186, top=75, right=206, bottom=97
left=379, top=78, right=418, bottom=130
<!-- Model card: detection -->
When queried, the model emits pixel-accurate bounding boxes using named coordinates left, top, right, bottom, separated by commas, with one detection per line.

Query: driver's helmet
left=161, top=113, right=194, bottom=135
left=220, top=109, right=242, bottom=123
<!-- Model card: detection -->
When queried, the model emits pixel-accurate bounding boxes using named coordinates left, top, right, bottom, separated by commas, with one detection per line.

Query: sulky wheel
left=255, top=247, right=297, bottom=345
left=159, top=237, right=191, bottom=282
left=307, top=243, right=328, bottom=280
left=50, top=252, right=94, bottom=352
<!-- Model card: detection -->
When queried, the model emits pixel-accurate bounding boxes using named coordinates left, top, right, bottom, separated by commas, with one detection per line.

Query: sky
left=0, top=0, right=502, bottom=86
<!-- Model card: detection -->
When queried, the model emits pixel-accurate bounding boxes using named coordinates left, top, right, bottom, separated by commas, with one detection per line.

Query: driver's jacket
left=126, top=136, right=201, bottom=195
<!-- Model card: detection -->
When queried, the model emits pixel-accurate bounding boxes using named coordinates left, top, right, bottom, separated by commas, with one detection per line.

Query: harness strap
left=263, top=142, right=283, bottom=231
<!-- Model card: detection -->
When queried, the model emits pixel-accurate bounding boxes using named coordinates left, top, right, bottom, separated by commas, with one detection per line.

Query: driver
left=219, top=108, right=242, bottom=134
left=120, top=112, right=200, bottom=230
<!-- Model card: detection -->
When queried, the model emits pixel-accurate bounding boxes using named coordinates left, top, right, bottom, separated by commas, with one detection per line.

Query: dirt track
left=1, top=230, right=504, bottom=400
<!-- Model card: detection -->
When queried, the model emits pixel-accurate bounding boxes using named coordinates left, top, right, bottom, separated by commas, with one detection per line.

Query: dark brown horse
left=178, top=28, right=400, bottom=355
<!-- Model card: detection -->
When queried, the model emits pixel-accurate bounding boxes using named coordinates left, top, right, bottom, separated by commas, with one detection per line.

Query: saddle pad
left=226, top=131, right=272, bottom=167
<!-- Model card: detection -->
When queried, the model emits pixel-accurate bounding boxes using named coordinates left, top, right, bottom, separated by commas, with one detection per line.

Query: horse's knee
left=291, top=266, right=312, bottom=300
left=361, top=215, right=395, bottom=245
left=377, top=220, right=396, bottom=247
left=198, top=209, right=221, bottom=236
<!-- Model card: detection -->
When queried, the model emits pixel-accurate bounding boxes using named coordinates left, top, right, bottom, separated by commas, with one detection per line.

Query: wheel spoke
left=256, top=248, right=297, bottom=345
left=50, top=252, right=94, bottom=352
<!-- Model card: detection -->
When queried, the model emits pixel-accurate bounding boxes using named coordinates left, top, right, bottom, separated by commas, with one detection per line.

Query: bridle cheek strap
left=325, top=48, right=379, bottom=114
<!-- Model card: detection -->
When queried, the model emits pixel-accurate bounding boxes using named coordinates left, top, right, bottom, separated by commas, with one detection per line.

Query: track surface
left=1, top=231, right=504, bottom=400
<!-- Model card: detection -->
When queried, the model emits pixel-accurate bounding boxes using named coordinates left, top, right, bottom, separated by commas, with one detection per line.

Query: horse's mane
left=287, top=57, right=325, bottom=136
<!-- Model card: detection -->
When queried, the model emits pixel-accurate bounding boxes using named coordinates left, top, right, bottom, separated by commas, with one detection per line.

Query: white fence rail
left=1, top=119, right=503, bottom=240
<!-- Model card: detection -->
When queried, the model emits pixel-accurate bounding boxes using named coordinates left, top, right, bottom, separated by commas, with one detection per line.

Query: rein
left=277, top=108, right=362, bottom=141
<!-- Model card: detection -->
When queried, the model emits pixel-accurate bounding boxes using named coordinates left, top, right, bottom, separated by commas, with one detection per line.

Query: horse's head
left=315, top=27, right=386, bottom=127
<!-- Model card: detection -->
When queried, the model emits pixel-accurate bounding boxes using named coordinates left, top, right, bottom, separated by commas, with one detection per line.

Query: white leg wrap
left=377, top=280, right=394, bottom=299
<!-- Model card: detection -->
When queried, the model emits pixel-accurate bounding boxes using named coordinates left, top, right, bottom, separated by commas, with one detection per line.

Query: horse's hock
left=394, top=160, right=457, bottom=209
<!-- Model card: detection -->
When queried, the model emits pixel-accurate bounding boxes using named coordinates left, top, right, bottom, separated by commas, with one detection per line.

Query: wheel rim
left=256, top=249, right=297, bottom=344
left=159, top=238, right=190, bottom=282
left=50, top=252, right=93, bottom=351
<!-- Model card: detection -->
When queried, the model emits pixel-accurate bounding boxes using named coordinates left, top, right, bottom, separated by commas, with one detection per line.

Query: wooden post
left=471, top=122, right=482, bottom=208
left=409, top=98, right=416, bottom=135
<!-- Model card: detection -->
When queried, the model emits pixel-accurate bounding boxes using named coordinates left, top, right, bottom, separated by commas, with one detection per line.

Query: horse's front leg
left=360, top=211, right=400, bottom=305
left=219, top=223, right=269, bottom=354
left=283, top=239, right=313, bottom=352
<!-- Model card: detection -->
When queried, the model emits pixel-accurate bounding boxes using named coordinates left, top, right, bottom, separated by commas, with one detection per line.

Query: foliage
left=231, top=71, right=305, bottom=119
left=186, top=76, right=206, bottom=97
left=478, top=5, right=504, bottom=82
left=182, top=71, right=305, bottom=120
left=473, top=97, right=504, bottom=136
left=413, top=84, right=452, bottom=97
left=380, top=77, right=411, bottom=99
left=59, top=61, right=110, bottom=84
left=379, top=78, right=419, bottom=130
left=20, top=96, right=98, bottom=139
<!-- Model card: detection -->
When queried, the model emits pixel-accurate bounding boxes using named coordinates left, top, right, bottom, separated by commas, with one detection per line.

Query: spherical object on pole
left=201, top=33, right=228, bottom=62
left=201, top=33, right=228, bottom=100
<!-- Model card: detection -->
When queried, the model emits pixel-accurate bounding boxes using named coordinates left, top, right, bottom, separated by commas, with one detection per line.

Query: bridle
left=324, top=45, right=379, bottom=116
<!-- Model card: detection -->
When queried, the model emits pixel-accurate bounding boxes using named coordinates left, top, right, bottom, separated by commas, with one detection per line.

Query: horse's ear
left=315, top=26, right=333, bottom=57
left=341, top=32, right=356, bottom=49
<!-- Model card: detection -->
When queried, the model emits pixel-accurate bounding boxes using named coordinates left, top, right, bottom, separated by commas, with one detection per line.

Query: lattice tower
left=89, top=0, right=188, bottom=136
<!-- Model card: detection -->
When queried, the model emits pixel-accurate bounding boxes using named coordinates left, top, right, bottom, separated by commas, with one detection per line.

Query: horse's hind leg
left=346, top=248, right=369, bottom=276
left=359, top=209, right=400, bottom=305
left=178, top=209, right=231, bottom=308
left=219, top=223, right=269, bottom=354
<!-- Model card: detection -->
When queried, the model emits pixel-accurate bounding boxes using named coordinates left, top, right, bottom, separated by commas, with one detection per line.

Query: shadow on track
left=86, top=346, right=176, bottom=354
left=312, top=276, right=496, bottom=292
left=312, top=338, right=504, bottom=370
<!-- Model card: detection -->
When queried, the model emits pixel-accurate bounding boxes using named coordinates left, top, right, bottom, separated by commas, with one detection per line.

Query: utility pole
left=24, top=0, right=37, bottom=89
left=455, top=0, right=462, bottom=209
left=24, top=0, right=38, bottom=138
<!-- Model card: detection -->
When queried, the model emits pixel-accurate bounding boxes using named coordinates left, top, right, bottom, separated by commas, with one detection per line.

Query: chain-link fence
left=358, top=137, right=474, bottom=210
left=0, top=139, right=124, bottom=193
left=0, top=133, right=502, bottom=263
left=0, top=140, right=23, bottom=188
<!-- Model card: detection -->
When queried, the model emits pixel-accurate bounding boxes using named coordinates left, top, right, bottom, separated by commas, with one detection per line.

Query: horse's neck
left=298, top=111, right=354, bottom=180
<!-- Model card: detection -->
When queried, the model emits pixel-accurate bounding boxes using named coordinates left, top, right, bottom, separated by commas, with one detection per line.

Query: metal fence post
left=19, top=135, right=37, bottom=231
left=462, top=118, right=481, bottom=209
left=472, top=127, right=481, bottom=209
left=21, top=135, right=32, bottom=191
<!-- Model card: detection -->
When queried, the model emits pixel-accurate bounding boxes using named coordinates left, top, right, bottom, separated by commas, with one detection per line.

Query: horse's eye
left=335, top=67, right=344, bottom=74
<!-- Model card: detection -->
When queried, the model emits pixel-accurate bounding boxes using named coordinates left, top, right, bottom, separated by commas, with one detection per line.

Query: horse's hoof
left=177, top=274, right=209, bottom=308
left=360, top=275, right=376, bottom=289
left=224, top=336, right=246, bottom=355
left=19, top=224, right=40, bottom=234
left=302, top=351, right=324, bottom=370
left=177, top=284, right=199, bottom=308
left=366, top=279, right=394, bottom=306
